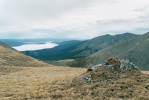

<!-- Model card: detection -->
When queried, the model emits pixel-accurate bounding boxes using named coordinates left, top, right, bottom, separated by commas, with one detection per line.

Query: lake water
left=13, top=42, right=58, bottom=51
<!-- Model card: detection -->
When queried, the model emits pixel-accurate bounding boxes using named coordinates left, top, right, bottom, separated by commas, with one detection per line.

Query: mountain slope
left=73, top=32, right=149, bottom=70
left=0, top=42, right=49, bottom=67
left=70, top=33, right=137, bottom=57
left=23, top=40, right=84, bottom=60
left=23, top=33, right=136, bottom=61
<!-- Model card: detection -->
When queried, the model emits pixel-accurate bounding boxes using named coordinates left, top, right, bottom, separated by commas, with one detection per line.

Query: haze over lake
left=13, top=42, right=58, bottom=51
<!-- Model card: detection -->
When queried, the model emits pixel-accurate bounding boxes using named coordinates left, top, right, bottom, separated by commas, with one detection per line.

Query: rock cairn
left=72, top=57, right=139, bottom=85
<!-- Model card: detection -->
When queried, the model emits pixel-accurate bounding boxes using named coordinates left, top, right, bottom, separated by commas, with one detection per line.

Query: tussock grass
left=0, top=66, right=23, bottom=75
left=1, top=66, right=148, bottom=100
left=0, top=66, right=86, bottom=99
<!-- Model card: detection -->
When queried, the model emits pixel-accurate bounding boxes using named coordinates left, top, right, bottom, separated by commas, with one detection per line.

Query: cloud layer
left=13, top=42, right=58, bottom=51
left=0, top=0, right=149, bottom=39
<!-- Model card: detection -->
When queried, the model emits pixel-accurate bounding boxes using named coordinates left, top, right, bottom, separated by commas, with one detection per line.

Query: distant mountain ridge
left=4, top=32, right=149, bottom=70
left=0, top=39, right=24, bottom=46
left=0, top=38, right=70, bottom=46
left=23, top=33, right=136, bottom=60
left=72, top=32, right=149, bottom=70
left=70, top=33, right=137, bottom=57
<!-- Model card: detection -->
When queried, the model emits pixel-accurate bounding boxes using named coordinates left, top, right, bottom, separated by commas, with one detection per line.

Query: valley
left=22, top=32, right=149, bottom=70
left=1, top=0, right=149, bottom=99
left=0, top=32, right=149, bottom=99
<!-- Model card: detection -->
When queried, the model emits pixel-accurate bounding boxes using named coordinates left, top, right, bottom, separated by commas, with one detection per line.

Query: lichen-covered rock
left=120, top=59, right=139, bottom=71
left=88, top=57, right=139, bottom=72
left=87, top=64, right=102, bottom=71
left=105, top=57, right=121, bottom=71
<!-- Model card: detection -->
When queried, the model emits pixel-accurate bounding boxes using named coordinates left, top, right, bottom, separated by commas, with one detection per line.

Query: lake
left=13, top=42, right=58, bottom=51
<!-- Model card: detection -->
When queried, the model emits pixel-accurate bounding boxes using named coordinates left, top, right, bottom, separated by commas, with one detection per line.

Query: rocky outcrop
left=72, top=57, right=139, bottom=85
left=87, top=57, right=138, bottom=72
left=69, top=57, right=149, bottom=100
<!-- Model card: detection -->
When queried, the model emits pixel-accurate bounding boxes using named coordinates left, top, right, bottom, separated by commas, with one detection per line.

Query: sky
left=0, top=0, right=149, bottom=39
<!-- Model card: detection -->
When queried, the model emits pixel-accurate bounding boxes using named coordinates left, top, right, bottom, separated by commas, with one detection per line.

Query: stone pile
left=72, top=57, right=139, bottom=85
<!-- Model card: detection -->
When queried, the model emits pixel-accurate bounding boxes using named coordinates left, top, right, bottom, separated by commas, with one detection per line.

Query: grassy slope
left=0, top=42, right=50, bottom=67
left=46, top=59, right=74, bottom=66
left=0, top=67, right=86, bottom=99
left=0, top=66, right=148, bottom=100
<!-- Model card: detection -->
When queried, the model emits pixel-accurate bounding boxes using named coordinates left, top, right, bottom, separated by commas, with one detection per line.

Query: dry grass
left=142, top=71, right=149, bottom=75
left=46, top=59, right=74, bottom=66
left=0, top=66, right=86, bottom=100
left=0, top=66, right=23, bottom=75
left=69, top=71, right=149, bottom=100
left=0, top=66, right=149, bottom=100
left=0, top=44, right=50, bottom=67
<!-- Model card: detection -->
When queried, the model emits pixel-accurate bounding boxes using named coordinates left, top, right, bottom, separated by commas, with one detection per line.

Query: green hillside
left=71, top=33, right=136, bottom=57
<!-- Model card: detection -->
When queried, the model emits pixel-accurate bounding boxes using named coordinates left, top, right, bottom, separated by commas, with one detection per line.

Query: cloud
left=13, top=42, right=58, bottom=51
left=0, top=0, right=149, bottom=39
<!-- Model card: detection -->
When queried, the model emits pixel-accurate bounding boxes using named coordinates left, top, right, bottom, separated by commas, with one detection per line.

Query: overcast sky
left=0, top=0, right=149, bottom=39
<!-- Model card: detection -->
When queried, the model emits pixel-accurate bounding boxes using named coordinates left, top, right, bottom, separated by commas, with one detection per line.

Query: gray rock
left=73, top=58, right=140, bottom=85
left=120, top=59, right=139, bottom=71
left=87, top=64, right=102, bottom=71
